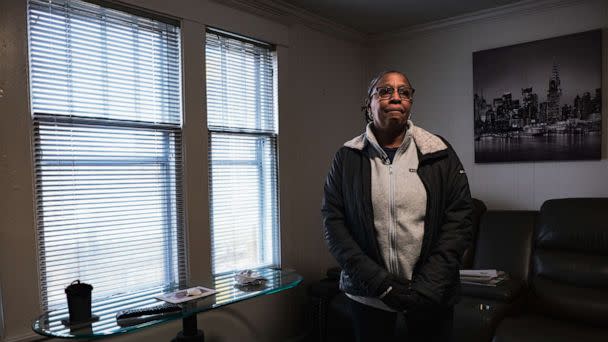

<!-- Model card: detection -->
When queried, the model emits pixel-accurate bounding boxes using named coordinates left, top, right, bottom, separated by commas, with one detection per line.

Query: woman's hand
left=380, top=276, right=436, bottom=313
left=379, top=275, right=411, bottom=311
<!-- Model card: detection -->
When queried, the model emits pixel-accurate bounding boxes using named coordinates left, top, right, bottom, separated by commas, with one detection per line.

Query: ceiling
left=280, top=0, right=524, bottom=34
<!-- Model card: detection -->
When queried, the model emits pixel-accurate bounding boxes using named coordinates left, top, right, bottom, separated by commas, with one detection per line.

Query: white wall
left=367, top=0, right=608, bottom=210
left=279, top=22, right=366, bottom=283
left=0, top=0, right=365, bottom=340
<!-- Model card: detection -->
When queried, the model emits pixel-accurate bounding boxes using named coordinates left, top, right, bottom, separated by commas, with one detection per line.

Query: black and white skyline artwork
left=473, top=29, right=602, bottom=163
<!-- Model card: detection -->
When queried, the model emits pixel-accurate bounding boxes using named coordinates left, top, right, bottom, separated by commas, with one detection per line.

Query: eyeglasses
left=373, top=86, right=415, bottom=101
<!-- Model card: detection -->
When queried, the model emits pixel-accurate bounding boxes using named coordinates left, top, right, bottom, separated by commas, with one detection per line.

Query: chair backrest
left=530, top=198, right=608, bottom=326
left=472, top=210, right=535, bottom=283
left=461, top=198, right=487, bottom=269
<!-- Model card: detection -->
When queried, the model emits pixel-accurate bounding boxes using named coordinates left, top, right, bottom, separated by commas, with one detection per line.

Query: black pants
left=347, top=297, right=454, bottom=342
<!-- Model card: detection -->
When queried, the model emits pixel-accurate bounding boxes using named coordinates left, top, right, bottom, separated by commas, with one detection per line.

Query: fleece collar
left=344, top=121, right=447, bottom=155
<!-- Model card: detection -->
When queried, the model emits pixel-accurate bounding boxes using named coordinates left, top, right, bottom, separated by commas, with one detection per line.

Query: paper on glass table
left=155, top=286, right=217, bottom=304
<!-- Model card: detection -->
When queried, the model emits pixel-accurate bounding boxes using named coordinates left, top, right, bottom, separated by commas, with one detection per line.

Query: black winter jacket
left=322, top=126, right=473, bottom=308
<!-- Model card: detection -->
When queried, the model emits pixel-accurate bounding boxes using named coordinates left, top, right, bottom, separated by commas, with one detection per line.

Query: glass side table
left=33, top=268, right=302, bottom=341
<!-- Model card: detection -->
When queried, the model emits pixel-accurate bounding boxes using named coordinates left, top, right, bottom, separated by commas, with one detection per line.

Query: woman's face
left=369, top=73, right=412, bottom=131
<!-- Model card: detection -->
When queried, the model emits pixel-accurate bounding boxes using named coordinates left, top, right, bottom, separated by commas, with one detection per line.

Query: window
left=205, top=29, right=279, bottom=275
left=28, top=0, right=186, bottom=309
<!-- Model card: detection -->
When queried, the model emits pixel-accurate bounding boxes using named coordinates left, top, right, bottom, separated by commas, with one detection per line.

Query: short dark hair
left=361, top=70, right=411, bottom=123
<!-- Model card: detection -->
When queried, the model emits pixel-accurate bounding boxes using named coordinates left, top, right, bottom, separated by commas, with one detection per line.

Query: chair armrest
left=461, top=278, right=526, bottom=303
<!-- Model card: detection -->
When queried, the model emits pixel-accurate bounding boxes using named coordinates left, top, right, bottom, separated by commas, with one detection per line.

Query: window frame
left=205, top=28, right=281, bottom=276
left=27, top=0, right=187, bottom=310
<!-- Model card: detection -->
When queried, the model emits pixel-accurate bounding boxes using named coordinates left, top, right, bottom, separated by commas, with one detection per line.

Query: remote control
left=116, top=303, right=182, bottom=326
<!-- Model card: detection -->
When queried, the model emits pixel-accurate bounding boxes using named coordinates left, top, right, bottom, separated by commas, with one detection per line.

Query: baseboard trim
left=2, top=332, right=51, bottom=342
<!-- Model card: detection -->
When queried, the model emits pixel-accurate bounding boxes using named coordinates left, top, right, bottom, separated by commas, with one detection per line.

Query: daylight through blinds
left=206, top=29, right=279, bottom=275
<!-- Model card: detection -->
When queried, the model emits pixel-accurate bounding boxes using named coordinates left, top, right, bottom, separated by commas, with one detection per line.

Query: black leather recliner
left=454, top=209, right=535, bottom=342
left=493, top=198, right=608, bottom=342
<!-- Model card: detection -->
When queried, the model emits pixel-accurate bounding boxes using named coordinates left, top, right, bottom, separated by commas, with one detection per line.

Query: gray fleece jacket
left=344, top=121, right=427, bottom=311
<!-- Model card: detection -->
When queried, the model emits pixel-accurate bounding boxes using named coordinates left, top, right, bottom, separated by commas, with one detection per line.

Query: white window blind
left=28, top=0, right=186, bottom=310
left=206, top=29, right=279, bottom=275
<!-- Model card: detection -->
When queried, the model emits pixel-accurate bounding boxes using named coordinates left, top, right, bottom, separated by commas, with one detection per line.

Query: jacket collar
left=344, top=121, right=447, bottom=156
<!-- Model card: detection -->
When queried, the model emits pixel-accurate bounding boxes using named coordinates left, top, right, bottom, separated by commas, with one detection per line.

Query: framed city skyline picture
left=473, top=29, right=602, bottom=163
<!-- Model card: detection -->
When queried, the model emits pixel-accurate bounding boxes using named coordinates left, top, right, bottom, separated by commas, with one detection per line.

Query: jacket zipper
left=386, top=157, right=398, bottom=276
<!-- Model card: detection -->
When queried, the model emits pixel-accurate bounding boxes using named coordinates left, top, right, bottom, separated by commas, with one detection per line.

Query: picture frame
left=473, top=29, right=602, bottom=163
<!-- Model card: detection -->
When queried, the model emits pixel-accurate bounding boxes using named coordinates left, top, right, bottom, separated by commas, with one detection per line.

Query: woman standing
left=322, top=70, right=472, bottom=341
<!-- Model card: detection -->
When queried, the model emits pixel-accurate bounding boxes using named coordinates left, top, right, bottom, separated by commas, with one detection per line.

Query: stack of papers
left=460, top=269, right=507, bottom=287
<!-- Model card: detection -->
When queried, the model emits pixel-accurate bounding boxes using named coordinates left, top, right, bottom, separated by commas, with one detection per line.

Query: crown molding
left=372, top=0, right=587, bottom=42
left=210, top=0, right=368, bottom=44
left=210, top=0, right=590, bottom=45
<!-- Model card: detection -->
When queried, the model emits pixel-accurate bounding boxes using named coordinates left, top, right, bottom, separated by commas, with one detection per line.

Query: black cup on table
left=65, top=280, right=93, bottom=324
